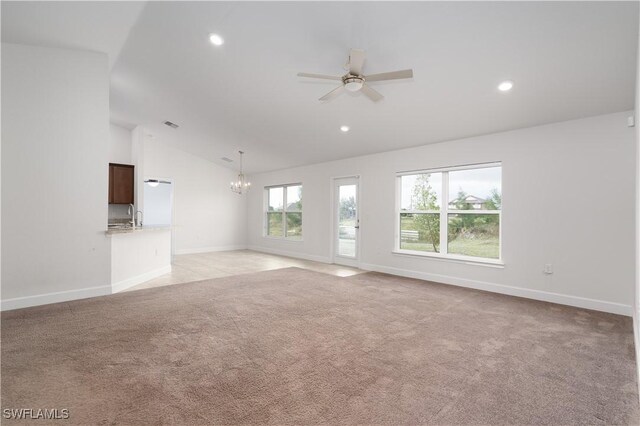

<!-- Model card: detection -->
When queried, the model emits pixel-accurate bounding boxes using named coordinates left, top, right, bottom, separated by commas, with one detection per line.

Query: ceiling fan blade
left=360, top=84, right=384, bottom=102
left=319, top=85, right=345, bottom=101
left=365, top=69, right=414, bottom=82
left=348, top=48, right=366, bottom=76
left=297, top=72, right=342, bottom=81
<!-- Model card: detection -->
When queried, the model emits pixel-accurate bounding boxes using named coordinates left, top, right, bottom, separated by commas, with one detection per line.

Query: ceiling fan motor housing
left=343, top=75, right=365, bottom=92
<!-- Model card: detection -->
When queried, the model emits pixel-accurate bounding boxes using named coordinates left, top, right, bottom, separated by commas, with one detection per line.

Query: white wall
left=109, top=123, right=132, bottom=164
left=142, top=137, right=247, bottom=254
left=1, top=43, right=111, bottom=307
left=248, top=112, right=635, bottom=315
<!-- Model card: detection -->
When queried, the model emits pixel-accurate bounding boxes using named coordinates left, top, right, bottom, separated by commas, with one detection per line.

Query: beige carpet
left=2, top=268, right=638, bottom=424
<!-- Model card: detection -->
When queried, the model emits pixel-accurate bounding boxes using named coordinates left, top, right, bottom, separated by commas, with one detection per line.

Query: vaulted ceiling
left=3, top=1, right=638, bottom=173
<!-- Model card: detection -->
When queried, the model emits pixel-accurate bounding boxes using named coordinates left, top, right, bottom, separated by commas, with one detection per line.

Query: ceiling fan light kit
left=344, top=76, right=364, bottom=92
left=297, top=48, right=414, bottom=102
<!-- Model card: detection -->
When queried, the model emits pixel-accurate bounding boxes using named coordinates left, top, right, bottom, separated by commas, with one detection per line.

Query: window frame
left=264, top=183, right=303, bottom=241
left=394, top=162, right=502, bottom=265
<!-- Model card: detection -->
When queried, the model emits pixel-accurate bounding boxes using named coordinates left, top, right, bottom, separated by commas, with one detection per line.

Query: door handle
left=354, top=225, right=360, bottom=229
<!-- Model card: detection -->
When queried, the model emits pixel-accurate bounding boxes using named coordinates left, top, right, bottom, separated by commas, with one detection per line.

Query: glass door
left=333, top=177, right=359, bottom=266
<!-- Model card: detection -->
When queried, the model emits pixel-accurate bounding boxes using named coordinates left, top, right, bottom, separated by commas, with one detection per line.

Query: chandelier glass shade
left=230, top=151, right=251, bottom=194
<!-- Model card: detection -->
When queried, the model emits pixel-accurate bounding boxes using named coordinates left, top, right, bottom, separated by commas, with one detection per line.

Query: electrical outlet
left=543, top=264, right=553, bottom=275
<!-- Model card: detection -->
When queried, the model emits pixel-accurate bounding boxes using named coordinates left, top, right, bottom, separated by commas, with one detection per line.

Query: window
left=397, top=163, right=501, bottom=262
left=266, top=184, right=302, bottom=240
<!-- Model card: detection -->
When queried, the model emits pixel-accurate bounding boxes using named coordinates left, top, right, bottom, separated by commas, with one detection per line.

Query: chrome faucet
left=128, top=204, right=136, bottom=229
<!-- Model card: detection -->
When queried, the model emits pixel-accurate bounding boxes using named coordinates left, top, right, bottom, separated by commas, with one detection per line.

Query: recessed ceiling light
left=209, top=33, right=224, bottom=46
left=498, top=80, right=514, bottom=92
left=340, top=125, right=350, bottom=132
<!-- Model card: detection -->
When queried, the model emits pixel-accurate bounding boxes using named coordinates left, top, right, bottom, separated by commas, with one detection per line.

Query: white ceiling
left=3, top=1, right=638, bottom=173
left=1, top=1, right=146, bottom=70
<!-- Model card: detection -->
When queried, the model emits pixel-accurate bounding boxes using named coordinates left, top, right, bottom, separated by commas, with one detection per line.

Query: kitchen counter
left=105, top=225, right=171, bottom=235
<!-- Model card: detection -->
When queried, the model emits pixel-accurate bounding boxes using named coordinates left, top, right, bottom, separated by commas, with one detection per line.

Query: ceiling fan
left=297, top=48, right=413, bottom=102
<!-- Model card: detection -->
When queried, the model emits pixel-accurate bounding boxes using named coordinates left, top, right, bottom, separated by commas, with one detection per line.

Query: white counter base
left=110, top=228, right=172, bottom=293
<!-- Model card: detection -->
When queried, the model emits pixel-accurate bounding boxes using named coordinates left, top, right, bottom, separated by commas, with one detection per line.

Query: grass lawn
left=402, top=236, right=499, bottom=259
left=400, top=241, right=438, bottom=253
left=448, top=236, right=499, bottom=258
left=400, top=214, right=499, bottom=259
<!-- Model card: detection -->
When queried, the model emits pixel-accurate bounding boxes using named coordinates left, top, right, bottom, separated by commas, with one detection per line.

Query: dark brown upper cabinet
left=109, top=163, right=134, bottom=204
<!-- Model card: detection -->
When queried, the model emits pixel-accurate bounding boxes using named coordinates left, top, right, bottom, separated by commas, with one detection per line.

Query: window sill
left=392, top=250, right=504, bottom=268
left=263, top=236, right=304, bottom=242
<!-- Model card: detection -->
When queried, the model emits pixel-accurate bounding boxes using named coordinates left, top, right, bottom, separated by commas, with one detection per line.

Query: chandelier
left=230, top=150, right=251, bottom=194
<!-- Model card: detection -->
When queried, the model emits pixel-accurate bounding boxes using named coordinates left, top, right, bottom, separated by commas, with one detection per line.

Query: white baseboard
left=1, top=285, right=112, bottom=312
left=174, top=245, right=247, bottom=255
left=248, top=245, right=332, bottom=264
left=360, top=262, right=633, bottom=316
left=2, top=265, right=173, bottom=311
left=111, top=265, right=172, bottom=293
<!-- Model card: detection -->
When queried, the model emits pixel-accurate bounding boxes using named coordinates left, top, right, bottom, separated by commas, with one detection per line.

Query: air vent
left=221, top=157, right=233, bottom=162
left=164, top=121, right=179, bottom=129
